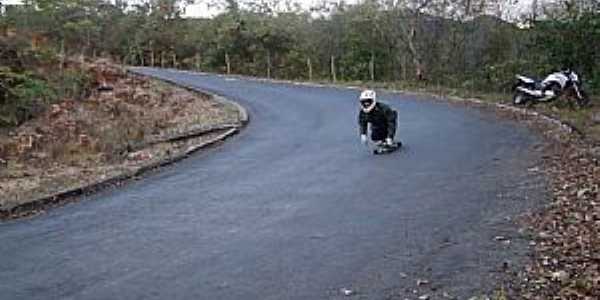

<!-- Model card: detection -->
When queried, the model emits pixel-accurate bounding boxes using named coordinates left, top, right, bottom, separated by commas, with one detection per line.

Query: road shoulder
left=0, top=66, right=248, bottom=220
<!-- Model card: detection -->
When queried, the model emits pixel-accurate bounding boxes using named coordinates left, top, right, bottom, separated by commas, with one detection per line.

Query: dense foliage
left=0, top=0, right=598, bottom=127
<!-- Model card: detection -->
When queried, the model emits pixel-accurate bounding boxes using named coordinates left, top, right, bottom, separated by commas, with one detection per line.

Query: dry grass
left=0, top=61, right=240, bottom=211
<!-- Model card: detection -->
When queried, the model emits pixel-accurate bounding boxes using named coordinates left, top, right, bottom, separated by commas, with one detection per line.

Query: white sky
left=2, top=0, right=24, bottom=4
left=184, top=0, right=538, bottom=20
left=184, top=0, right=326, bottom=18
left=0, top=0, right=539, bottom=21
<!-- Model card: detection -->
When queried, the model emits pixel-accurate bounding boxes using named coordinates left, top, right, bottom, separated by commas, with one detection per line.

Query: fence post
left=225, top=53, right=231, bottom=75
left=307, top=57, right=313, bottom=81
left=266, top=51, right=272, bottom=78
left=331, top=55, right=337, bottom=82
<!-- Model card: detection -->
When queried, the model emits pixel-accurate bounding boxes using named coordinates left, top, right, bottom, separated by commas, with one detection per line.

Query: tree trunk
left=161, top=52, right=165, bottom=68
left=195, top=53, right=201, bottom=70
left=150, top=51, right=155, bottom=67
left=172, top=53, right=177, bottom=68
left=392, top=7, right=426, bottom=81
left=407, top=24, right=424, bottom=81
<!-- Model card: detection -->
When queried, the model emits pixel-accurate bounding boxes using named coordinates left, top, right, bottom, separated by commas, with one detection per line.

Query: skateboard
left=373, top=142, right=402, bottom=155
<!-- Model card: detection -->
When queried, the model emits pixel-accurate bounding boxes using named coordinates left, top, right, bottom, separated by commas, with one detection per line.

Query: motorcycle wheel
left=576, top=90, right=591, bottom=108
left=513, top=92, right=526, bottom=105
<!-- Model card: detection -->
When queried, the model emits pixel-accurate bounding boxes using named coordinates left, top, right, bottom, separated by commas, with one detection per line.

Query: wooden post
left=330, top=55, right=337, bottom=82
left=369, top=52, right=375, bottom=81
left=225, top=53, right=231, bottom=75
left=307, top=57, right=313, bottom=81
left=266, top=51, right=272, bottom=79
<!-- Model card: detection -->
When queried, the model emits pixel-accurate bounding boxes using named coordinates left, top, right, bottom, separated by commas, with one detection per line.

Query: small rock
left=127, top=151, right=152, bottom=161
left=341, top=288, right=353, bottom=296
left=539, top=231, right=552, bottom=239
left=79, top=134, right=91, bottom=147
left=551, top=270, right=569, bottom=282
left=591, top=113, right=600, bottom=124
left=577, top=188, right=590, bottom=198
left=443, top=292, right=456, bottom=299
left=417, top=279, right=429, bottom=286
left=49, top=104, right=63, bottom=118
left=418, top=295, right=430, bottom=300
left=31, top=152, right=49, bottom=160
left=494, top=235, right=509, bottom=242
left=97, top=85, right=114, bottom=92
left=542, top=257, right=551, bottom=266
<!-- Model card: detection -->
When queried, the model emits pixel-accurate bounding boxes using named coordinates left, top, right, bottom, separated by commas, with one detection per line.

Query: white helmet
left=359, top=89, right=377, bottom=113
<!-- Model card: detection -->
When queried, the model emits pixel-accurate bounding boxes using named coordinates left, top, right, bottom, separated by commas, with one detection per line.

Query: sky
left=183, top=0, right=537, bottom=20
left=184, top=0, right=322, bottom=18
left=0, top=0, right=538, bottom=20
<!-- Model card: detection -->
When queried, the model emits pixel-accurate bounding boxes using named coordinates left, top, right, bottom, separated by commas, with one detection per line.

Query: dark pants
left=370, top=111, right=397, bottom=142
left=371, top=126, right=389, bottom=142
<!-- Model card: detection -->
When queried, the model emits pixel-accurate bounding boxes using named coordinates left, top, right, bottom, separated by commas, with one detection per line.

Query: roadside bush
left=0, top=68, right=56, bottom=127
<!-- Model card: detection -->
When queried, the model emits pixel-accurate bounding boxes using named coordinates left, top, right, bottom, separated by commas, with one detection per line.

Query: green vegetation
left=0, top=34, right=92, bottom=127
left=0, top=0, right=598, bottom=128
left=0, top=67, right=55, bottom=126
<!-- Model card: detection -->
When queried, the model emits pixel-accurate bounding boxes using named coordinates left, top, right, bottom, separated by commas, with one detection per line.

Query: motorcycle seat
left=516, top=75, right=536, bottom=83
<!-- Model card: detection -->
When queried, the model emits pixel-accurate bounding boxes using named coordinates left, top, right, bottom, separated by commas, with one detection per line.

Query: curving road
left=0, top=69, right=546, bottom=299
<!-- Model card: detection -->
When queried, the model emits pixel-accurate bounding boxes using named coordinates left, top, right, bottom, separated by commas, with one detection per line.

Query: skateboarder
left=358, top=89, right=400, bottom=153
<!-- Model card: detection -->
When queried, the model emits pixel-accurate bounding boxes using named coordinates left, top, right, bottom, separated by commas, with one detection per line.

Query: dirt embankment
left=0, top=62, right=243, bottom=219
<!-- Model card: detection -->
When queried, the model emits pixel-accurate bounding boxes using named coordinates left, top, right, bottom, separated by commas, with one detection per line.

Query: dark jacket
left=358, top=102, right=397, bottom=139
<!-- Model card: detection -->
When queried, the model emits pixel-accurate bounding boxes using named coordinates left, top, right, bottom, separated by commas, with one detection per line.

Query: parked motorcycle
left=512, top=70, right=589, bottom=107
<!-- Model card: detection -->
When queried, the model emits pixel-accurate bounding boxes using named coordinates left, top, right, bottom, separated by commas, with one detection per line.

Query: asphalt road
left=0, top=69, right=547, bottom=300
